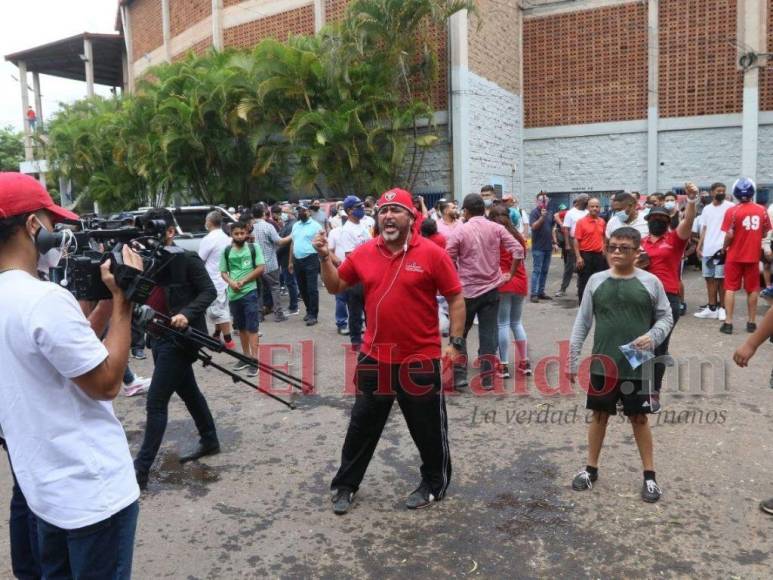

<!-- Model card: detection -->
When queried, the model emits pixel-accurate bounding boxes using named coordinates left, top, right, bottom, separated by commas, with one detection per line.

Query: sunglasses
left=606, top=244, right=638, bottom=255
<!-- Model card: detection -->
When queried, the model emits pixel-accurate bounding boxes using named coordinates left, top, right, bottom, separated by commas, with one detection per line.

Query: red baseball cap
left=376, top=188, right=416, bottom=216
left=0, top=172, right=79, bottom=222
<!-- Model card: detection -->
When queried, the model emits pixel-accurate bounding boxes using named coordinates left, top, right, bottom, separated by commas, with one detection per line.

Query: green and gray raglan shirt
left=569, top=269, right=673, bottom=380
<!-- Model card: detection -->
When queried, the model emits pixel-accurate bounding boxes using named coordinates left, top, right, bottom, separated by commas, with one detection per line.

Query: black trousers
left=134, top=336, right=218, bottom=473
left=294, top=254, right=320, bottom=318
left=560, top=246, right=577, bottom=293
left=652, top=293, right=682, bottom=392
left=331, top=356, right=451, bottom=497
left=577, top=251, right=607, bottom=304
left=347, top=283, right=365, bottom=346
left=453, top=288, right=500, bottom=387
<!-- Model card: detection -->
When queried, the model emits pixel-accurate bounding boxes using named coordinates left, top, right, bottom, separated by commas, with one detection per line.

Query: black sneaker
left=719, top=323, right=733, bottom=335
left=274, top=313, right=288, bottom=322
left=746, top=322, right=757, bottom=333
left=331, top=489, right=355, bottom=515
left=405, top=481, right=437, bottom=510
left=760, top=498, right=773, bottom=515
left=303, top=313, right=311, bottom=322
left=288, top=308, right=300, bottom=316
left=571, top=469, right=597, bottom=491
left=641, top=479, right=662, bottom=503
left=306, top=317, right=318, bottom=327
left=131, top=348, right=147, bottom=360
left=538, top=294, right=552, bottom=301
left=679, top=302, right=687, bottom=316
left=233, top=361, right=250, bottom=372
left=246, top=366, right=258, bottom=378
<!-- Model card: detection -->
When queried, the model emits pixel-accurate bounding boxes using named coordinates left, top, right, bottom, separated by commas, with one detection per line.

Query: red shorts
left=724, top=261, right=761, bottom=293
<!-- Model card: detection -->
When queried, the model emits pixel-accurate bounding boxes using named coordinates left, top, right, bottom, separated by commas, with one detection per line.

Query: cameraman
left=133, top=208, right=220, bottom=490
left=0, top=173, right=141, bottom=578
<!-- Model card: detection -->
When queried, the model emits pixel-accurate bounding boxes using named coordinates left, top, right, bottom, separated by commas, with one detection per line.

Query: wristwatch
left=449, top=336, right=466, bottom=351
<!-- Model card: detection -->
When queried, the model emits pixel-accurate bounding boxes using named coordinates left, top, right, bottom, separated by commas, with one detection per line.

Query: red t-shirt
left=641, top=230, right=688, bottom=295
left=498, top=247, right=528, bottom=296
left=427, top=232, right=446, bottom=249
left=721, top=203, right=772, bottom=263
left=574, top=215, right=606, bottom=253
left=338, top=234, right=462, bottom=363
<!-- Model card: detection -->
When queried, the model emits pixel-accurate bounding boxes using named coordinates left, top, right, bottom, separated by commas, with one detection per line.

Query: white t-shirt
left=700, top=201, right=734, bottom=256
left=328, top=226, right=346, bottom=263
left=360, top=215, right=375, bottom=234
left=339, top=219, right=372, bottom=258
left=0, top=271, right=139, bottom=529
left=605, top=212, right=649, bottom=238
left=563, top=207, right=589, bottom=237
left=198, top=228, right=231, bottom=293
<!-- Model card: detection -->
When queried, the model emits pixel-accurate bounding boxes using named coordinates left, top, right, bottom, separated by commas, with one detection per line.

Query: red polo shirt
left=721, top=203, right=772, bottom=263
left=574, top=215, right=606, bottom=253
left=338, top=234, right=462, bottom=364
left=641, top=230, right=688, bottom=295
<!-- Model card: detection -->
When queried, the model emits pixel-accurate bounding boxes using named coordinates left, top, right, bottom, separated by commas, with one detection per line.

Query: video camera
left=41, top=216, right=184, bottom=303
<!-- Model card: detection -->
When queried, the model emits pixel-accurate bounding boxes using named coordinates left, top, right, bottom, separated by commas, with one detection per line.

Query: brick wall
left=325, top=0, right=349, bottom=23
left=659, top=0, right=742, bottom=117
left=523, top=3, right=648, bottom=128
left=172, top=37, right=213, bottom=62
left=224, top=0, right=243, bottom=7
left=130, top=0, right=164, bottom=62
left=468, top=0, right=521, bottom=95
left=760, top=0, right=773, bottom=111
left=223, top=6, right=315, bottom=48
left=169, top=0, right=211, bottom=37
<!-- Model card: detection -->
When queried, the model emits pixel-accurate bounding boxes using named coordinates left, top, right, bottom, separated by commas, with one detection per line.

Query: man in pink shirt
left=447, top=193, right=522, bottom=389
left=436, top=200, right=461, bottom=239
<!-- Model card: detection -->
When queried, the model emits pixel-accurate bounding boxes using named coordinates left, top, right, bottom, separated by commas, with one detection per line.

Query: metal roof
left=4, top=33, right=124, bottom=87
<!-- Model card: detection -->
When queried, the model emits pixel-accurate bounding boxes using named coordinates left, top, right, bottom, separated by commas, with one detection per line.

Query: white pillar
left=212, top=0, right=224, bottom=51
left=314, top=0, right=326, bottom=33
left=121, top=5, right=135, bottom=92
left=162, top=0, right=172, bottom=61
left=647, top=0, right=659, bottom=195
left=450, top=11, right=470, bottom=200
left=740, top=0, right=766, bottom=181
left=18, top=61, right=33, bottom=162
left=84, top=37, right=95, bottom=97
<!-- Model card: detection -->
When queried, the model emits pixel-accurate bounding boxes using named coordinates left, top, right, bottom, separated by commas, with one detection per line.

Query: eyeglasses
left=607, top=244, right=637, bottom=255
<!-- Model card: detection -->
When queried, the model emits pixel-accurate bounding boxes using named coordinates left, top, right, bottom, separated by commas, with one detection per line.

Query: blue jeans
left=37, top=501, right=138, bottom=580
left=497, top=293, right=527, bottom=364
left=530, top=250, right=552, bottom=297
left=4, top=442, right=41, bottom=580
left=335, top=291, right=349, bottom=328
left=280, top=265, right=299, bottom=311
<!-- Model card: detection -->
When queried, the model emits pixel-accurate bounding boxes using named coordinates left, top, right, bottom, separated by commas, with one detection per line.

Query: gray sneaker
left=641, top=479, right=662, bottom=503
left=232, top=360, right=250, bottom=372
left=246, top=366, right=258, bottom=378
left=405, top=481, right=437, bottom=510
left=572, top=469, right=597, bottom=491
left=331, top=489, right=355, bottom=515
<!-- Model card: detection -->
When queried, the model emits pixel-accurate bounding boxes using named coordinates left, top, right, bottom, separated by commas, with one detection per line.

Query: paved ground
left=2, top=261, right=772, bottom=579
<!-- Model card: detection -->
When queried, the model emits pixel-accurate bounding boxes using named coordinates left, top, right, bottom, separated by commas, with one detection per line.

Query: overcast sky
left=0, top=0, right=119, bottom=131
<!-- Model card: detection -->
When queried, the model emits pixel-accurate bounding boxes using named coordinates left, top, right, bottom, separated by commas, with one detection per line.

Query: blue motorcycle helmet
left=732, top=177, right=756, bottom=201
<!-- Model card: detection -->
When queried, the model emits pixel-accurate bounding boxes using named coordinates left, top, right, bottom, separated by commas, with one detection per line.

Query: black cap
left=644, top=208, right=671, bottom=220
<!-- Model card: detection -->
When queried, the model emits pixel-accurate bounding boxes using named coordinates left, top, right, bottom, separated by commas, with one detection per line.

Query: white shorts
left=206, top=289, right=231, bottom=325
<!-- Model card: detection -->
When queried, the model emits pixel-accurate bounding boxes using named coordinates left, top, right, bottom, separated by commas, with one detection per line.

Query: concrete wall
left=657, top=128, right=743, bottom=190
left=523, top=132, right=648, bottom=196
left=407, top=124, right=452, bottom=196
left=756, top=124, right=773, bottom=182
left=466, top=72, right=522, bottom=197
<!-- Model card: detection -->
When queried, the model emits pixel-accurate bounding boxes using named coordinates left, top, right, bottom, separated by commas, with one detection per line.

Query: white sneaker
left=717, top=308, right=727, bottom=321
left=123, top=377, right=151, bottom=397
left=693, top=307, right=718, bottom=319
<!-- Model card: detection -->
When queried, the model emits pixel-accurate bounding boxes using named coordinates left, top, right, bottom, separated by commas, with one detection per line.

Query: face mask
left=613, top=210, right=629, bottom=223
left=714, top=193, right=726, bottom=202
left=648, top=220, right=668, bottom=236
left=484, top=199, right=493, bottom=208
left=352, top=207, right=365, bottom=220
left=537, top=197, right=548, bottom=208
left=664, top=201, right=676, bottom=211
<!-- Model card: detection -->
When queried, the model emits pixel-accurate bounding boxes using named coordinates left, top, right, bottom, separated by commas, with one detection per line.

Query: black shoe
left=572, top=469, right=597, bottom=491
left=179, top=441, right=220, bottom=464
left=306, top=317, right=318, bottom=326
left=303, top=313, right=311, bottom=322
left=405, top=481, right=437, bottom=510
left=246, top=366, right=258, bottom=378
left=538, top=294, right=552, bottom=301
left=288, top=308, right=300, bottom=316
left=135, top=468, right=148, bottom=491
left=274, top=313, right=288, bottom=322
left=746, top=322, right=757, bottom=333
left=530, top=295, right=539, bottom=303
left=131, top=348, right=146, bottom=360
left=641, top=479, right=662, bottom=503
left=331, top=489, right=355, bottom=515
left=719, top=323, right=733, bottom=335
left=233, top=360, right=250, bottom=372
left=760, top=498, right=773, bottom=515
left=679, top=302, right=687, bottom=316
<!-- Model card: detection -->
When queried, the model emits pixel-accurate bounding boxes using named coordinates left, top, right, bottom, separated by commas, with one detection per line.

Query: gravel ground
left=1, top=262, right=772, bottom=579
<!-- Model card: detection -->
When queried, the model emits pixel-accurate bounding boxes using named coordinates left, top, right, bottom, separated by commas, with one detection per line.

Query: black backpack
left=224, top=243, right=257, bottom=274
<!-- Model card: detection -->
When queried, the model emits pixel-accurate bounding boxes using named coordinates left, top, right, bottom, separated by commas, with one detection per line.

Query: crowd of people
left=1, top=169, right=772, bottom=578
